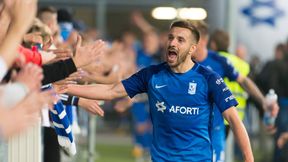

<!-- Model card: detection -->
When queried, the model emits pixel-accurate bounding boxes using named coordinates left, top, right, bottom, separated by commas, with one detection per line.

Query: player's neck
left=171, top=59, right=194, bottom=73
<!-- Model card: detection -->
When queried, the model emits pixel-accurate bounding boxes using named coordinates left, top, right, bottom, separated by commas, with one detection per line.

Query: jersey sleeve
left=121, top=66, right=151, bottom=98
left=208, top=72, right=238, bottom=113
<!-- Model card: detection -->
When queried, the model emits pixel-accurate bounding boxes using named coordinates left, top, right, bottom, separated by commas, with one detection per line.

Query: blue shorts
left=131, top=102, right=152, bottom=149
left=211, top=124, right=225, bottom=162
left=131, top=102, right=149, bottom=124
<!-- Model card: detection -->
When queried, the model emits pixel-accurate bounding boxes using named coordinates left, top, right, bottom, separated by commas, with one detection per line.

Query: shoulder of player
left=195, top=63, right=219, bottom=79
left=145, top=62, right=167, bottom=70
left=138, top=62, right=168, bottom=75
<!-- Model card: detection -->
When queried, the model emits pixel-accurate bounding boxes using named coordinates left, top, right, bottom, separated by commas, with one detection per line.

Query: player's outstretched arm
left=67, top=82, right=128, bottom=101
left=223, top=107, right=254, bottom=162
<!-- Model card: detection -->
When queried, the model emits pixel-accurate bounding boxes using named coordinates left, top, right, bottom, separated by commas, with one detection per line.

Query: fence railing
left=8, top=119, right=41, bottom=162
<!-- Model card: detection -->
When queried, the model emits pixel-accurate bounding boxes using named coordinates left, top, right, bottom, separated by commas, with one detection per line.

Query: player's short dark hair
left=170, top=20, right=200, bottom=44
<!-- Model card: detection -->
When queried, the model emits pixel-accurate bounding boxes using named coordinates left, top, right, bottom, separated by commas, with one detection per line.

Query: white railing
left=8, top=119, right=41, bottom=162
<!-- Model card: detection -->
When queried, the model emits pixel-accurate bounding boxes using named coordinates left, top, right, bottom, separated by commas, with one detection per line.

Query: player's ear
left=189, top=44, right=197, bottom=55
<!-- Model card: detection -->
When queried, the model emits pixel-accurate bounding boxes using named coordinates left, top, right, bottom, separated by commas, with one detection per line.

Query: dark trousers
left=43, top=127, right=60, bottom=162
left=273, top=101, right=288, bottom=162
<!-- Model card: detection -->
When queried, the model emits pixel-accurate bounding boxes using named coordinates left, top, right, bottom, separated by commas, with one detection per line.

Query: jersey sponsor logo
left=155, top=101, right=200, bottom=115
left=169, top=106, right=199, bottom=115
left=156, top=101, right=166, bottom=113
left=155, top=84, right=167, bottom=89
left=225, top=95, right=235, bottom=102
left=188, top=82, right=197, bottom=95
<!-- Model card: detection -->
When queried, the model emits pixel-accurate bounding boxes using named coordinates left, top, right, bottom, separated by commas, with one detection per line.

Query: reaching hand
left=52, top=82, right=70, bottom=94
left=0, top=107, right=39, bottom=139
left=5, top=0, right=38, bottom=34
left=44, top=48, right=73, bottom=64
left=0, top=89, right=55, bottom=139
left=18, top=89, right=55, bottom=113
left=67, top=69, right=88, bottom=81
left=51, top=69, right=88, bottom=94
left=72, top=35, right=107, bottom=68
left=14, top=63, right=43, bottom=92
left=78, top=98, right=104, bottom=116
left=52, top=69, right=87, bottom=92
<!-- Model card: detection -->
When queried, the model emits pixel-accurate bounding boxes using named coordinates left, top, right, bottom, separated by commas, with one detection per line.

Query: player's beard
left=168, top=49, right=190, bottom=68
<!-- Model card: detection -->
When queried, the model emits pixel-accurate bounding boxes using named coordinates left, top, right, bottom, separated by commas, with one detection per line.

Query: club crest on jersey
left=188, top=82, right=197, bottom=95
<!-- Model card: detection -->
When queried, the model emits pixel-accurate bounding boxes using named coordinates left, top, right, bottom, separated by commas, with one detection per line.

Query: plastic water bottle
left=263, top=89, right=278, bottom=127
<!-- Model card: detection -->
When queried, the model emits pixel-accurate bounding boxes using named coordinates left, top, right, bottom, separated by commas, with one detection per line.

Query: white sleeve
left=41, top=108, right=51, bottom=127
left=0, top=57, right=8, bottom=81
left=0, top=82, right=29, bottom=108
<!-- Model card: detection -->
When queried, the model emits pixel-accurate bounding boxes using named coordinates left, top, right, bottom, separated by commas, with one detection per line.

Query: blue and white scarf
left=42, top=84, right=76, bottom=155
left=50, top=100, right=76, bottom=155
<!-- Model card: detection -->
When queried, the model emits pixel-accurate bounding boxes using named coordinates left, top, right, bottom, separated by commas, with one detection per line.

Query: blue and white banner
left=236, top=0, right=288, bottom=60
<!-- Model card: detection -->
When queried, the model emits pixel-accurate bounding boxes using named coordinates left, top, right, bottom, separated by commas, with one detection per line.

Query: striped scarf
left=42, top=84, right=76, bottom=155
left=50, top=100, right=76, bottom=155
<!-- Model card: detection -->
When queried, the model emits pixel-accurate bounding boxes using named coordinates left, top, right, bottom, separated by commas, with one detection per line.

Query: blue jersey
left=122, top=62, right=238, bottom=162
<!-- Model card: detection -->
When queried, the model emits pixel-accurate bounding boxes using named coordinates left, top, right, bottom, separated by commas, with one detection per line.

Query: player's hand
left=78, top=98, right=104, bottom=116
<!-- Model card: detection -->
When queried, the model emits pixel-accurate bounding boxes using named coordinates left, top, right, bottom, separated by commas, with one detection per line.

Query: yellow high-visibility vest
left=219, top=51, right=250, bottom=124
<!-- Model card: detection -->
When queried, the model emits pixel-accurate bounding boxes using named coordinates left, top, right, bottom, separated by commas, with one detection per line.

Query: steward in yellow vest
left=219, top=51, right=250, bottom=124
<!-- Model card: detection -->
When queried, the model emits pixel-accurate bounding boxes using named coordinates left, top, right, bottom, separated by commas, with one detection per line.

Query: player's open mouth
left=167, top=50, right=178, bottom=62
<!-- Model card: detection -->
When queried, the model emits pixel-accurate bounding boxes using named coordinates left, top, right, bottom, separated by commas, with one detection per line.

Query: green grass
left=95, top=144, right=134, bottom=162
left=72, top=138, right=135, bottom=162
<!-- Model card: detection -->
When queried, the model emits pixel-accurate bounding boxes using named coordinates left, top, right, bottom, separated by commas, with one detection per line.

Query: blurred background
left=36, top=0, right=288, bottom=162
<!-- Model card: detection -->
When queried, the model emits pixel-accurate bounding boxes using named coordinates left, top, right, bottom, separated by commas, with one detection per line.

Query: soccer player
left=66, top=20, right=254, bottom=162
left=190, top=20, right=278, bottom=162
